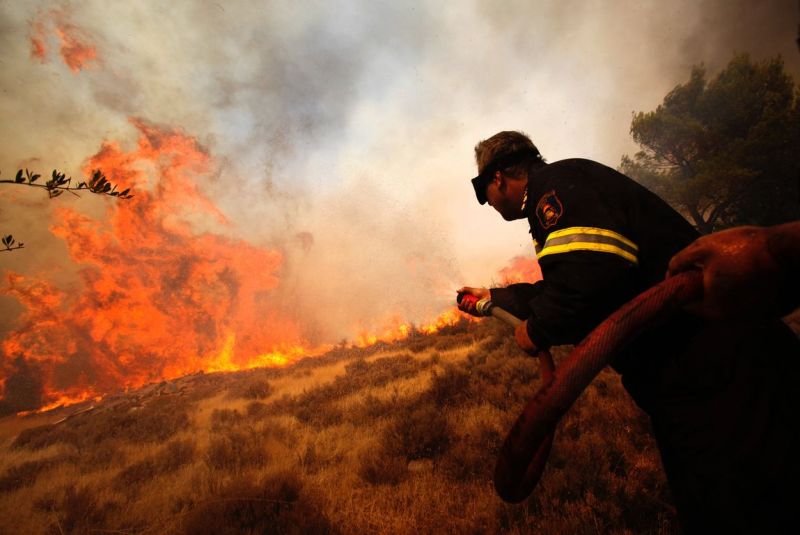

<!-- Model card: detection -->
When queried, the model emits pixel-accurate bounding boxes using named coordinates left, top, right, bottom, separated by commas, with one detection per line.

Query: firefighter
left=458, top=131, right=800, bottom=533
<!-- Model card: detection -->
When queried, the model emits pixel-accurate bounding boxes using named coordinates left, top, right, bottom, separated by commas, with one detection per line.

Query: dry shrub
left=206, top=426, right=268, bottom=472
left=294, top=403, right=343, bottom=428
left=403, top=335, right=437, bottom=353
left=245, top=401, right=269, bottom=419
left=381, top=403, right=451, bottom=460
left=97, top=396, right=192, bottom=444
left=276, top=354, right=430, bottom=428
left=35, top=484, right=119, bottom=535
left=0, top=456, right=65, bottom=493
left=114, top=438, right=195, bottom=491
left=347, top=393, right=397, bottom=424
left=304, top=354, right=423, bottom=404
left=228, top=379, right=273, bottom=401
left=357, top=447, right=407, bottom=485
left=210, top=408, right=245, bottom=430
left=11, top=424, right=77, bottom=451
left=426, top=364, right=473, bottom=408
left=433, top=334, right=469, bottom=351
left=79, top=438, right=125, bottom=472
left=181, top=471, right=336, bottom=535
left=479, top=334, right=506, bottom=353
left=459, top=342, right=541, bottom=411
left=440, top=425, right=502, bottom=482
left=263, top=420, right=297, bottom=445
left=300, top=442, right=320, bottom=474
left=14, top=397, right=192, bottom=452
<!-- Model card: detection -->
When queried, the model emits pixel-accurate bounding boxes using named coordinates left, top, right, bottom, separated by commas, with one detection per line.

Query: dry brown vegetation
left=0, top=318, right=689, bottom=534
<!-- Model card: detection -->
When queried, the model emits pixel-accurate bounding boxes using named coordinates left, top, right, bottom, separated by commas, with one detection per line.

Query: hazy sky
left=1, top=0, right=798, bottom=342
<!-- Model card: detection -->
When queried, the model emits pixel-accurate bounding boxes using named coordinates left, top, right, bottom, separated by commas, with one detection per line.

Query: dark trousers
left=622, top=316, right=800, bottom=534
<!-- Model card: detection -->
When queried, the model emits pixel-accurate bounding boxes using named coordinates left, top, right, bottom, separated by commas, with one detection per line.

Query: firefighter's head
left=472, top=131, right=545, bottom=221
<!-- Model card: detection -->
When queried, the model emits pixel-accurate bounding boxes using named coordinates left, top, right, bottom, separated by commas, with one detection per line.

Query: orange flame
left=0, top=118, right=311, bottom=412
left=497, top=255, right=542, bottom=285
left=27, top=10, right=98, bottom=72
left=55, top=24, right=98, bottom=73
left=351, top=307, right=474, bottom=348
left=0, top=118, right=483, bottom=414
left=30, top=20, right=47, bottom=62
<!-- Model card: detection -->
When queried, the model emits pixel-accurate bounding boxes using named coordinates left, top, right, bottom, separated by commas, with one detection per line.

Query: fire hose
left=459, top=270, right=703, bottom=503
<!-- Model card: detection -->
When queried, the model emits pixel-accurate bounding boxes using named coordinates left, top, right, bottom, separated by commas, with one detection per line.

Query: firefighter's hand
left=456, top=286, right=490, bottom=316
left=515, top=320, right=539, bottom=356
left=667, top=226, right=782, bottom=319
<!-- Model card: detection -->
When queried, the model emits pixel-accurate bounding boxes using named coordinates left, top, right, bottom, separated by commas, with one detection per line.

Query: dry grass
left=0, top=320, right=682, bottom=534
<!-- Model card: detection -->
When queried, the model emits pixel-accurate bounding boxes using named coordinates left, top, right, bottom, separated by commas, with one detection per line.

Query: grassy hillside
left=0, top=319, right=681, bottom=534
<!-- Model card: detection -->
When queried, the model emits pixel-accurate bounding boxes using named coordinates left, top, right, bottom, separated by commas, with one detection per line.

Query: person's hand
left=667, top=226, right=782, bottom=319
left=456, top=286, right=490, bottom=316
left=515, top=320, right=539, bottom=356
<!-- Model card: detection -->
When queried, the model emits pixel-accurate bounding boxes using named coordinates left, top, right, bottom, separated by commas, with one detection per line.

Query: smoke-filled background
left=1, top=0, right=798, bottom=413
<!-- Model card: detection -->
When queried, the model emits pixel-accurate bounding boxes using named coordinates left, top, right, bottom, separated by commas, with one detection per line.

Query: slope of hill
left=0, top=319, right=679, bottom=534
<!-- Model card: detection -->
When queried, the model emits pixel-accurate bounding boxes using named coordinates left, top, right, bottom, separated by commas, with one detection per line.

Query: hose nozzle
left=456, top=292, right=493, bottom=316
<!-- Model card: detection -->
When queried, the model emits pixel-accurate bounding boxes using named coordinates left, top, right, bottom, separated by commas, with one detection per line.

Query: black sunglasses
left=470, top=148, right=540, bottom=205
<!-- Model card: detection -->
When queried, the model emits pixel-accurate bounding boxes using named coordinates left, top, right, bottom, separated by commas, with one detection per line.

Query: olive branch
left=1, top=168, right=133, bottom=253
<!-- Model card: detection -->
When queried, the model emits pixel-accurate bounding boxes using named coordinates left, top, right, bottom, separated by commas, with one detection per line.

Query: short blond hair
left=474, top=131, right=544, bottom=178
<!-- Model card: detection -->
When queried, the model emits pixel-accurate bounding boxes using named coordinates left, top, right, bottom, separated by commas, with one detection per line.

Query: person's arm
left=667, top=222, right=800, bottom=319
left=520, top=253, right=641, bottom=350
left=457, top=283, right=542, bottom=318
left=489, top=283, right=542, bottom=319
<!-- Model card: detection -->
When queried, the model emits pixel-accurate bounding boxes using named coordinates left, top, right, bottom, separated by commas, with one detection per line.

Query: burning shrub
left=206, top=426, right=268, bottom=472
left=357, top=447, right=407, bottom=485
left=381, top=402, right=451, bottom=461
left=114, top=438, right=196, bottom=491
left=181, top=471, right=336, bottom=535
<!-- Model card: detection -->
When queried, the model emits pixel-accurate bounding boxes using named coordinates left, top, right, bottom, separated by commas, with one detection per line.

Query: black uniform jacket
left=489, top=158, right=800, bottom=532
left=490, top=158, right=697, bottom=351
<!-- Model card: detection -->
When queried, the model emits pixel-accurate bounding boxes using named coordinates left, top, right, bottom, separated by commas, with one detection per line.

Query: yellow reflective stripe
left=532, top=239, right=541, bottom=254
left=546, top=227, right=638, bottom=251
left=537, top=242, right=639, bottom=264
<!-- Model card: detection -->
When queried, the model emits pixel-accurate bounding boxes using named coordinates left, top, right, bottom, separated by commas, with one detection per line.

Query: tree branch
left=1, top=168, right=133, bottom=254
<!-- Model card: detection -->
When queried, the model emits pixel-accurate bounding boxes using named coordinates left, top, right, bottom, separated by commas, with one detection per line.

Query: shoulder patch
left=535, top=190, right=563, bottom=229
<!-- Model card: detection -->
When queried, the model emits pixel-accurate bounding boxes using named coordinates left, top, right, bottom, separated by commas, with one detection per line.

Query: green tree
left=621, top=54, right=800, bottom=234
